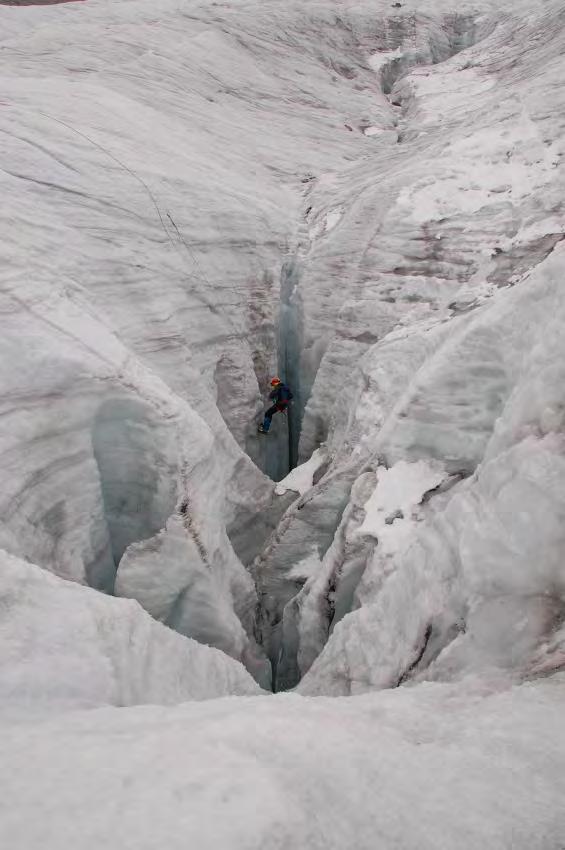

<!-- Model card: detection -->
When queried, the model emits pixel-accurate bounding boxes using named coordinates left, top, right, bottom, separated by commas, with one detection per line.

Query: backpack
left=279, top=383, right=293, bottom=403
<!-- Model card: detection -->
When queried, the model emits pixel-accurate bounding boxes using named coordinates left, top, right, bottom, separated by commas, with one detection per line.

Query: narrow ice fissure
left=278, top=257, right=302, bottom=472
left=242, top=257, right=303, bottom=484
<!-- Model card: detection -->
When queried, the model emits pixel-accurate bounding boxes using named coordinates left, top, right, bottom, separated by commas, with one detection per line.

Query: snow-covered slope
left=2, top=675, right=565, bottom=849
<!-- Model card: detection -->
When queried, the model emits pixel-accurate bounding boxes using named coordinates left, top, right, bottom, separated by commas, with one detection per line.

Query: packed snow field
left=1, top=0, right=565, bottom=846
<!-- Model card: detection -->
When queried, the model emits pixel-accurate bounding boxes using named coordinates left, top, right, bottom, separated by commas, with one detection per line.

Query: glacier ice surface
left=1, top=0, right=565, bottom=845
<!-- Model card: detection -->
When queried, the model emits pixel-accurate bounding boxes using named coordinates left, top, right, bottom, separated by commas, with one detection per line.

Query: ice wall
left=0, top=549, right=261, bottom=718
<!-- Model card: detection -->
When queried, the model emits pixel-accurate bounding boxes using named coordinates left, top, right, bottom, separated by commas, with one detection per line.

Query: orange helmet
left=270, top=377, right=282, bottom=386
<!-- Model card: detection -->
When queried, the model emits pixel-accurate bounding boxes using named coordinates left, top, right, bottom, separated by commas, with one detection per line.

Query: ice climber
left=258, top=377, right=293, bottom=433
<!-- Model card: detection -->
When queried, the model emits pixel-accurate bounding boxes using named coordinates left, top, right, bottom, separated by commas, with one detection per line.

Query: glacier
left=0, top=550, right=261, bottom=719
left=1, top=0, right=565, bottom=846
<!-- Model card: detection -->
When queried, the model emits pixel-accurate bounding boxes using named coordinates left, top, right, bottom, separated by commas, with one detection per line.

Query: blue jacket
left=269, top=383, right=293, bottom=404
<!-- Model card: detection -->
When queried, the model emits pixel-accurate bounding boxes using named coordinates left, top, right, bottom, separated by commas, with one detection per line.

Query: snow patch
left=358, top=460, right=446, bottom=554
left=287, top=549, right=323, bottom=582
left=324, top=209, right=343, bottom=233
left=368, top=48, right=403, bottom=73
left=275, top=447, right=328, bottom=496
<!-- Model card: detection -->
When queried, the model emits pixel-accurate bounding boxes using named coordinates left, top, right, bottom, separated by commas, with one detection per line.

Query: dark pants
left=262, top=403, right=287, bottom=432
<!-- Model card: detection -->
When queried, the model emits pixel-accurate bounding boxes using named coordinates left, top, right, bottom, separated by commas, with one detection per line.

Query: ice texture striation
left=1, top=0, right=565, bottom=844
